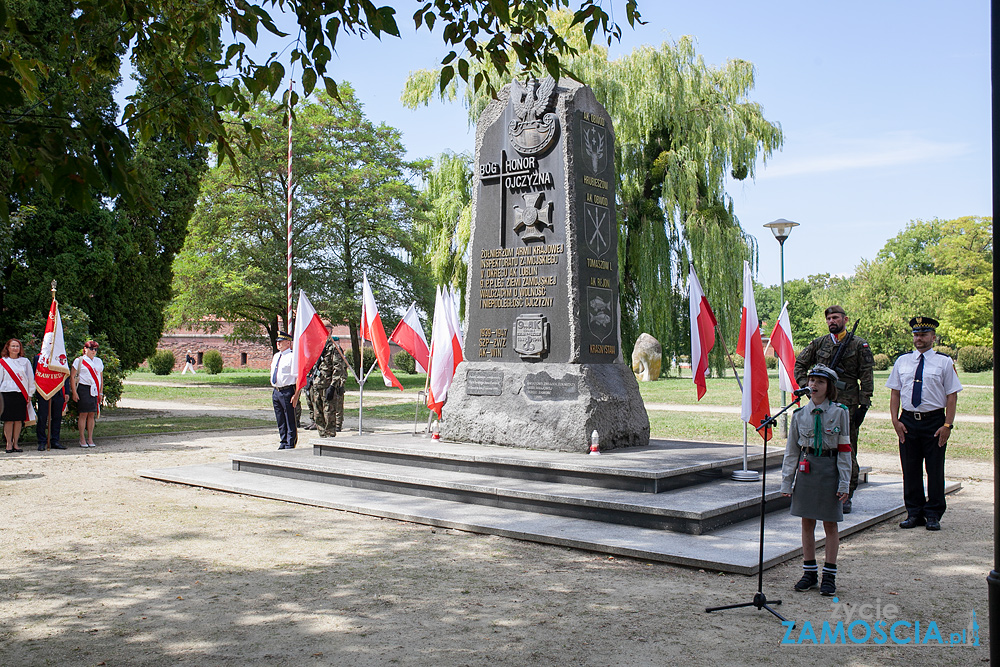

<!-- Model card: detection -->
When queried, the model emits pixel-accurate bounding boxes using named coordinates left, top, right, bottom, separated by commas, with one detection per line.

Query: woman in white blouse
left=71, top=340, right=104, bottom=448
left=1, top=338, right=35, bottom=453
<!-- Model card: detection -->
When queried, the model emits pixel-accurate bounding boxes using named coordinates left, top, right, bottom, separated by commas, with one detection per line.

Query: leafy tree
left=0, top=0, right=206, bottom=369
left=403, top=18, right=782, bottom=368
left=930, top=216, right=992, bottom=347
left=416, top=151, right=474, bottom=311
left=1, top=0, right=641, bottom=216
left=169, top=86, right=429, bottom=367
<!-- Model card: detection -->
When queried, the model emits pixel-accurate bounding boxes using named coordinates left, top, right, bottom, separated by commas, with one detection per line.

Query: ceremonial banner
left=389, top=302, right=430, bottom=374
left=360, top=274, right=403, bottom=390
left=769, top=301, right=800, bottom=393
left=35, top=297, right=70, bottom=400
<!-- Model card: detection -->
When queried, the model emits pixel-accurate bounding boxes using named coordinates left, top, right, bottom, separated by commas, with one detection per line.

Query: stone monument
left=440, top=77, right=649, bottom=453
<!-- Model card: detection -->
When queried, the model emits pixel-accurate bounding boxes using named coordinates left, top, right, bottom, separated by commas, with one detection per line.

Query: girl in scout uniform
left=780, top=364, right=852, bottom=596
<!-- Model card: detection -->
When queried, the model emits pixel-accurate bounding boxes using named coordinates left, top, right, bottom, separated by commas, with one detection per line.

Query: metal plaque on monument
left=441, top=77, right=650, bottom=453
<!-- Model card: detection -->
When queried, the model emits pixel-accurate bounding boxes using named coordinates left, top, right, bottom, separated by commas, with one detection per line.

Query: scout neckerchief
left=811, top=403, right=824, bottom=457
left=81, top=357, right=102, bottom=417
left=0, top=358, right=32, bottom=420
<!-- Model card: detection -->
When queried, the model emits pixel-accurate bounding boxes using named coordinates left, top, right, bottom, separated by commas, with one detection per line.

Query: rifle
left=828, top=318, right=859, bottom=391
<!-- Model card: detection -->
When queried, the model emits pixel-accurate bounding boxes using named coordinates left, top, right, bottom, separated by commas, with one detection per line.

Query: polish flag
left=736, top=261, right=771, bottom=441
left=427, top=287, right=458, bottom=417
left=688, top=266, right=717, bottom=400
left=35, top=297, right=70, bottom=400
left=389, top=302, right=430, bottom=373
left=360, top=274, right=403, bottom=390
left=768, top=301, right=800, bottom=393
left=292, top=290, right=328, bottom=393
left=444, top=286, right=464, bottom=371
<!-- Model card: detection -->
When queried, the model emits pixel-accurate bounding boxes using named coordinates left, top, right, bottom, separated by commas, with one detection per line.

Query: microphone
left=793, top=387, right=812, bottom=397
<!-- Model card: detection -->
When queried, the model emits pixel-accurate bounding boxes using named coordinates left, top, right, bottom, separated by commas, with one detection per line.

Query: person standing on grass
left=71, top=340, right=103, bottom=448
left=781, top=364, right=852, bottom=597
left=1, top=339, right=35, bottom=453
left=887, top=316, right=962, bottom=532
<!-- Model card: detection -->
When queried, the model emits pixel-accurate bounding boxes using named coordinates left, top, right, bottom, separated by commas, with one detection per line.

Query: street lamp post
left=763, top=218, right=800, bottom=437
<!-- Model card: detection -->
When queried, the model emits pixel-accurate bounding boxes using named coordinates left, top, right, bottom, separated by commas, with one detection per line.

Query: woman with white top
left=71, top=340, right=104, bottom=448
left=1, top=338, right=35, bottom=453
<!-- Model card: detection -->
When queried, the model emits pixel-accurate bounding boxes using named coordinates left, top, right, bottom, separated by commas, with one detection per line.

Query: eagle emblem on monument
left=508, top=77, right=558, bottom=156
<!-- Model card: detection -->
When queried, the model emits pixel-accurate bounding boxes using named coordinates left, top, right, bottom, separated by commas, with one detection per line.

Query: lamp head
left=763, top=218, right=800, bottom=244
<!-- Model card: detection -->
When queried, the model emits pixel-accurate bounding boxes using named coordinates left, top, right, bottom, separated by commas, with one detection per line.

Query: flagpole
left=716, top=325, right=759, bottom=482
left=45, top=280, right=56, bottom=451
left=285, top=76, right=294, bottom=327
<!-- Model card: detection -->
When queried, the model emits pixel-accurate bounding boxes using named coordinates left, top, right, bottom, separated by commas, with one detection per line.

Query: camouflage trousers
left=309, top=383, right=344, bottom=437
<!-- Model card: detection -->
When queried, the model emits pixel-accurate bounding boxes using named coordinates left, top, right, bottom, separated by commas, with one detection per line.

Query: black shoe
left=925, top=518, right=941, bottom=531
left=12, top=447, right=23, bottom=453
left=820, top=573, right=837, bottom=597
left=37, top=445, right=46, bottom=451
left=52, top=443, right=66, bottom=450
left=793, top=572, right=818, bottom=592
left=899, top=516, right=926, bottom=529
left=842, top=499, right=852, bottom=514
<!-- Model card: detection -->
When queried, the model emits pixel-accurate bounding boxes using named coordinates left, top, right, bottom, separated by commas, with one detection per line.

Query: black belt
left=275, top=384, right=296, bottom=392
left=801, top=448, right=838, bottom=458
left=901, top=408, right=944, bottom=421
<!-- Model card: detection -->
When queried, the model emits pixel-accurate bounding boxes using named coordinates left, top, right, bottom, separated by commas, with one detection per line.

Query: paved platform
left=140, top=433, right=960, bottom=575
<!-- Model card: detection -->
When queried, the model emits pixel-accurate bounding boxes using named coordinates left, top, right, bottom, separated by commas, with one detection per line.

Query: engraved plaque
left=513, top=314, right=549, bottom=359
left=523, top=372, right=579, bottom=401
left=466, top=368, right=504, bottom=396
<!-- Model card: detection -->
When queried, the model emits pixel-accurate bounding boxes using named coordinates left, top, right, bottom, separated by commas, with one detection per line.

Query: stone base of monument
left=140, top=432, right=959, bottom=575
left=441, top=362, right=650, bottom=453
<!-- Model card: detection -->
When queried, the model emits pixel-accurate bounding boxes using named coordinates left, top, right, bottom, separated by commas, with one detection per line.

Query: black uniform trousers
left=272, top=385, right=297, bottom=450
left=36, top=391, right=64, bottom=447
left=898, top=409, right=947, bottom=520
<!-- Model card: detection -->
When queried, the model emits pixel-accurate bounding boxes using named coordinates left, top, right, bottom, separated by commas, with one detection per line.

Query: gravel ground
left=0, top=420, right=992, bottom=666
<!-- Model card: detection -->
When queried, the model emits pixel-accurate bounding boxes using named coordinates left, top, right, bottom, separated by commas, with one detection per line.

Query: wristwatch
left=943, top=423, right=954, bottom=429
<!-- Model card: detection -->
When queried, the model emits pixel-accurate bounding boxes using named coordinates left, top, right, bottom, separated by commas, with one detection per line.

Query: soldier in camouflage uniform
left=794, top=305, right=874, bottom=513
left=308, top=335, right=347, bottom=437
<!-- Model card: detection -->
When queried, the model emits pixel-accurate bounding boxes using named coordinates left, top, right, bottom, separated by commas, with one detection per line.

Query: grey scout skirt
left=790, top=452, right=843, bottom=523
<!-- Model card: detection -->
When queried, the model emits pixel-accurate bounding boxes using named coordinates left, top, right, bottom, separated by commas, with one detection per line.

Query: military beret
left=824, top=305, right=846, bottom=317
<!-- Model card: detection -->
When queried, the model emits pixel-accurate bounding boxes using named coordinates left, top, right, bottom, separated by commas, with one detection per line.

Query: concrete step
left=140, top=461, right=947, bottom=575
left=310, top=435, right=785, bottom=493
left=231, top=448, right=793, bottom=535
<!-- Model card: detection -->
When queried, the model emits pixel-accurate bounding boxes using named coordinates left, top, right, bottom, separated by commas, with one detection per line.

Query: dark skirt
left=77, top=387, right=99, bottom=413
left=790, top=453, right=844, bottom=523
left=1, top=391, right=26, bottom=422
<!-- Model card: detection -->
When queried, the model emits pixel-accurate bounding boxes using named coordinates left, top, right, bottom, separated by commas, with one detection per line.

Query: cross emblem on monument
left=478, top=149, right=534, bottom=248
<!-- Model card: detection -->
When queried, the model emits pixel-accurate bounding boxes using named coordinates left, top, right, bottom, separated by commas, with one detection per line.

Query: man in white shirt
left=270, top=331, right=300, bottom=450
left=886, top=317, right=962, bottom=531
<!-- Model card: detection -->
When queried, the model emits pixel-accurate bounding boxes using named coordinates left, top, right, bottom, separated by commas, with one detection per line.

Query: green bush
left=203, top=349, right=224, bottom=374
left=934, top=345, right=956, bottom=359
left=392, top=350, right=417, bottom=374
left=361, top=347, right=378, bottom=372
left=958, top=346, right=993, bottom=373
left=765, top=355, right=777, bottom=369
left=148, top=349, right=176, bottom=375
left=872, top=353, right=890, bottom=371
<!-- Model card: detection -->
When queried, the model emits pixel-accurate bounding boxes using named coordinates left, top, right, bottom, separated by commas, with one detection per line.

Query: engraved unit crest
left=513, top=192, right=554, bottom=243
left=513, top=314, right=549, bottom=359
left=587, top=288, right=614, bottom=342
left=584, top=203, right=610, bottom=257
left=508, top=77, right=558, bottom=156
left=581, top=123, right=607, bottom=174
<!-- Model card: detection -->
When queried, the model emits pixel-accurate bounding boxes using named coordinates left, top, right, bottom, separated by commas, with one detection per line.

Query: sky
left=154, top=0, right=991, bottom=288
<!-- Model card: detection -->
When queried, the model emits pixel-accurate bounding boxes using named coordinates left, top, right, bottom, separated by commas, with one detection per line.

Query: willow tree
left=416, top=151, right=474, bottom=312
left=403, top=18, right=783, bottom=370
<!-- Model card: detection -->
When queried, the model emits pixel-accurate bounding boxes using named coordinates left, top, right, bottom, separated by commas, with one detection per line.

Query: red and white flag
left=768, top=301, right=800, bottom=393
left=736, top=261, right=771, bottom=441
left=444, top=286, right=464, bottom=372
left=427, top=287, right=459, bottom=417
left=688, top=266, right=717, bottom=401
left=292, top=290, right=328, bottom=393
left=389, top=302, right=430, bottom=374
left=35, top=297, right=70, bottom=400
left=360, top=274, right=403, bottom=390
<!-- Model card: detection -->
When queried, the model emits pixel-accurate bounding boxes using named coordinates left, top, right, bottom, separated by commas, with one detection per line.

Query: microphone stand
left=705, top=390, right=809, bottom=624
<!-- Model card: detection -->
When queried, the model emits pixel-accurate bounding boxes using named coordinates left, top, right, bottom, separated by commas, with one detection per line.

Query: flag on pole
left=688, top=266, right=717, bottom=400
left=35, top=297, right=70, bottom=400
left=768, top=301, right=800, bottom=393
left=427, top=287, right=458, bottom=417
left=737, top=261, right=771, bottom=441
left=389, top=302, right=430, bottom=373
left=360, top=274, right=403, bottom=390
left=444, top=286, right=464, bottom=372
left=292, top=290, right=328, bottom=393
